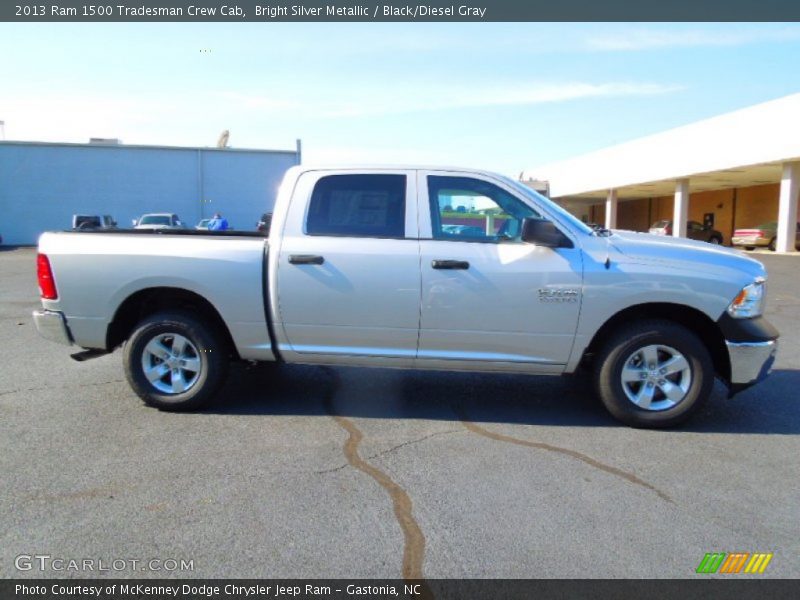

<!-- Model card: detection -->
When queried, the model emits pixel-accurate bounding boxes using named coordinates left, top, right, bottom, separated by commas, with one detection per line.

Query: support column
left=776, top=162, right=800, bottom=253
left=485, top=213, right=495, bottom=236
left=605, top=189, right=618, bottom=230
left=673, top=179, right=689, bottom=238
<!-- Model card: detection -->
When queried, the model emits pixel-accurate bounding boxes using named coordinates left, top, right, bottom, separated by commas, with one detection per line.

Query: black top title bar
left=4, top=0, right=800, bottom=22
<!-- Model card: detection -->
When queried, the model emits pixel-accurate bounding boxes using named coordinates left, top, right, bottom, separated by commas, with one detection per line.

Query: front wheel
left=123, top=311, right=229, bottom=411
left=593, top=320, right=714, bottom=428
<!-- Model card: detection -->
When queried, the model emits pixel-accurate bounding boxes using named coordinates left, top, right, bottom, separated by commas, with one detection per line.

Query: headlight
left=727, top=278, right=766, bottom=319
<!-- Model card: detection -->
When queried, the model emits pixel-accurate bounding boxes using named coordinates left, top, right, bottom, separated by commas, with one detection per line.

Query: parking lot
left=1, top=246, right=798, bottom=579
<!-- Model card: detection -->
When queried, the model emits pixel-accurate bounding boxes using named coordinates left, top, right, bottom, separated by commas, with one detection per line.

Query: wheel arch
left=581, top=303, right=730, bottom=383
left=106, top=287, right=239, bottom=359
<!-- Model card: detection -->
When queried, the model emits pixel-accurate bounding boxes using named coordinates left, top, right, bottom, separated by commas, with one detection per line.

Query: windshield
left=757, top=222, right=777, bottom=230
left=505, top=177, right=593, bottom=235
left=652, top=220, right=670, bottom=228
left=140, top=215, right=171, bottom=225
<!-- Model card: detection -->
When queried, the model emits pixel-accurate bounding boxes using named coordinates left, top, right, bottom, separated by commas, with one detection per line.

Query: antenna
left=216, top=129, right=230, bottom=148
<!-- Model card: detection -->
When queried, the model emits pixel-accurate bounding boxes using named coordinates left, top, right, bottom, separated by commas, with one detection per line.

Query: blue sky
left=2, top=22, right=800, bottom=175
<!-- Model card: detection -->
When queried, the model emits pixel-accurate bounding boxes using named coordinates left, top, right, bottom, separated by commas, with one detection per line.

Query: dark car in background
left=649, top=220, right=723, bottom=245
left=257, top=213, right=272, bottom=234
left=72, top=214, right=117, bottom=231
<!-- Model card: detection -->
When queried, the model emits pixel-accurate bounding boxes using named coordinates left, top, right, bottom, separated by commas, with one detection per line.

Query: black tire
left=768, top=238, right=776, bottom=251
left=123, top=310, right=229, bottom=411
left=593, top=320, right=714, bottom=428
left=708, top=236, right=722, bottom=245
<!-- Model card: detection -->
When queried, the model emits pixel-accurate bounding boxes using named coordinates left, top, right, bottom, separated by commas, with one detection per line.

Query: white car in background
left=732, top=221, right=800, bottom=251
left=133, top=213, right=186, bottom=230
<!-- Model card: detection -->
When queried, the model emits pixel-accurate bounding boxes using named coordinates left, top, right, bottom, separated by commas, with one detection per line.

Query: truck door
left=275, top=170, right=421, bottom=366
left=415, top=171, right=582, bottom=372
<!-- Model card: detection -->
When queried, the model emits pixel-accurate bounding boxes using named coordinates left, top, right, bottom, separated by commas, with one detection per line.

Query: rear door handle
left=432, top=259, right=470, bottom=270
left=289, top=254, right=325, bottom=265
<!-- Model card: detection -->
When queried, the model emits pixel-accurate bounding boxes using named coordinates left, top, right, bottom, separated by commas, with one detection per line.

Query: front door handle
left=432, top=259, right=469, bottom=270
left=289, top=254, right=325, bottom=265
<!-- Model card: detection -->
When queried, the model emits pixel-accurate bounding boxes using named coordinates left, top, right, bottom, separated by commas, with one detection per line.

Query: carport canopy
left=523, top=93, right=800, bottom=252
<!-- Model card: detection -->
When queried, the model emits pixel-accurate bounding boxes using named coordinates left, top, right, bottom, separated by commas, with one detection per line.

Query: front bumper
left=32, top=310, right=73, bottom=346
left=718, top=313, right=779, bottom=395
left=726, top=339, right=777, bottom=386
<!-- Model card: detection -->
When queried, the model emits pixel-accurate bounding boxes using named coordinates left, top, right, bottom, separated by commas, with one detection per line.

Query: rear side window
left=306, top=174, right=406, bottom=238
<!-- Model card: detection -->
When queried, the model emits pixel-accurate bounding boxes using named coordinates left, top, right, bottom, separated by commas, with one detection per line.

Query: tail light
left=37, top=253, right=58, bottom=300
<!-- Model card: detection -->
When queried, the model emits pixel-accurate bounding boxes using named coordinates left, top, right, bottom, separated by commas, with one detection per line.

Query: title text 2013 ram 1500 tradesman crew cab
left=33, top=166, right=779, bottom=428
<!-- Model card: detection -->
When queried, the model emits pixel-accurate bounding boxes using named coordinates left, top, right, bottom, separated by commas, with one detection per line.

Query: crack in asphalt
left=322, top=398, right=428, bottom=582
left=0, top=379, right=124, bottom=398
left=316, top=428, right=462, bottom=475
left=457, top=407, right=673, bottom=504
left=24, top=485, right=124, bottom=503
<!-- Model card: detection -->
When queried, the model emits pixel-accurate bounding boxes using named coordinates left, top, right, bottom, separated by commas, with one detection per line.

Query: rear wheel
left=768, top=238, right=776, bottom=251
left=593, top=320, right=714, bottom=428
left=708, top=236, right=722, bottom=245
left=123, top=311, right=229, bottom=411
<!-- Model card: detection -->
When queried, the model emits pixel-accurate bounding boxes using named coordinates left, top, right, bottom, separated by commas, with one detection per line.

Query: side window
left=307, top=174, right=406, bottom=238
left=428, top=176, right=539, bottom=242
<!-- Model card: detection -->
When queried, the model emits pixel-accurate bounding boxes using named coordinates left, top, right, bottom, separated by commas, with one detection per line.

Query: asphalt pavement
left=1, top=246, right=798, bottom=579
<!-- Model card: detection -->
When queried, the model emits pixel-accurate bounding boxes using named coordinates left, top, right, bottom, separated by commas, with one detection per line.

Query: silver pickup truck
left=33, top=166, right=779, bottom=428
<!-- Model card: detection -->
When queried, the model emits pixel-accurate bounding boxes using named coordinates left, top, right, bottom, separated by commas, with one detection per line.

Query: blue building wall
left=0, top=142, right=299, bottom=245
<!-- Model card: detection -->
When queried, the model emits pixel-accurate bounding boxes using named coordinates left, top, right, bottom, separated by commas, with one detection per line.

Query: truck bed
left=38, top=230, right=274, bottom=361
left=68, top=228, right=268, bottom=238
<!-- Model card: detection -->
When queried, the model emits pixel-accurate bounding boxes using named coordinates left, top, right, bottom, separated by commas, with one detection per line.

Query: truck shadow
left=206, top=363, right=800, bottom=435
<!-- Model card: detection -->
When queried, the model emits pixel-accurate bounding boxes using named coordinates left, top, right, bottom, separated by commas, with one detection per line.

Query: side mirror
left=521, top=218, right=572, bottom=248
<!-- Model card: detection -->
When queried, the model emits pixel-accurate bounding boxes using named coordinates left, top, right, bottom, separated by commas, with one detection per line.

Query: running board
left=70, top=349, right=110, bottom=362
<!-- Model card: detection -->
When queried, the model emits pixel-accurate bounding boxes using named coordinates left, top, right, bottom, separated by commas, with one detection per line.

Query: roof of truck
left=291, top=164, right=506, bottom=177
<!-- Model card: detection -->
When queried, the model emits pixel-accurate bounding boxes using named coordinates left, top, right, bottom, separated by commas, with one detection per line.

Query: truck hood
left=607, top=230, right=766, bottom=281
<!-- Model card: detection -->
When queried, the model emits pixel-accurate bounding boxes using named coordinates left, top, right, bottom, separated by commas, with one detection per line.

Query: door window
left=307, top=174, right=406, bottom=238
left=428, top=176, right=539, bottom=242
